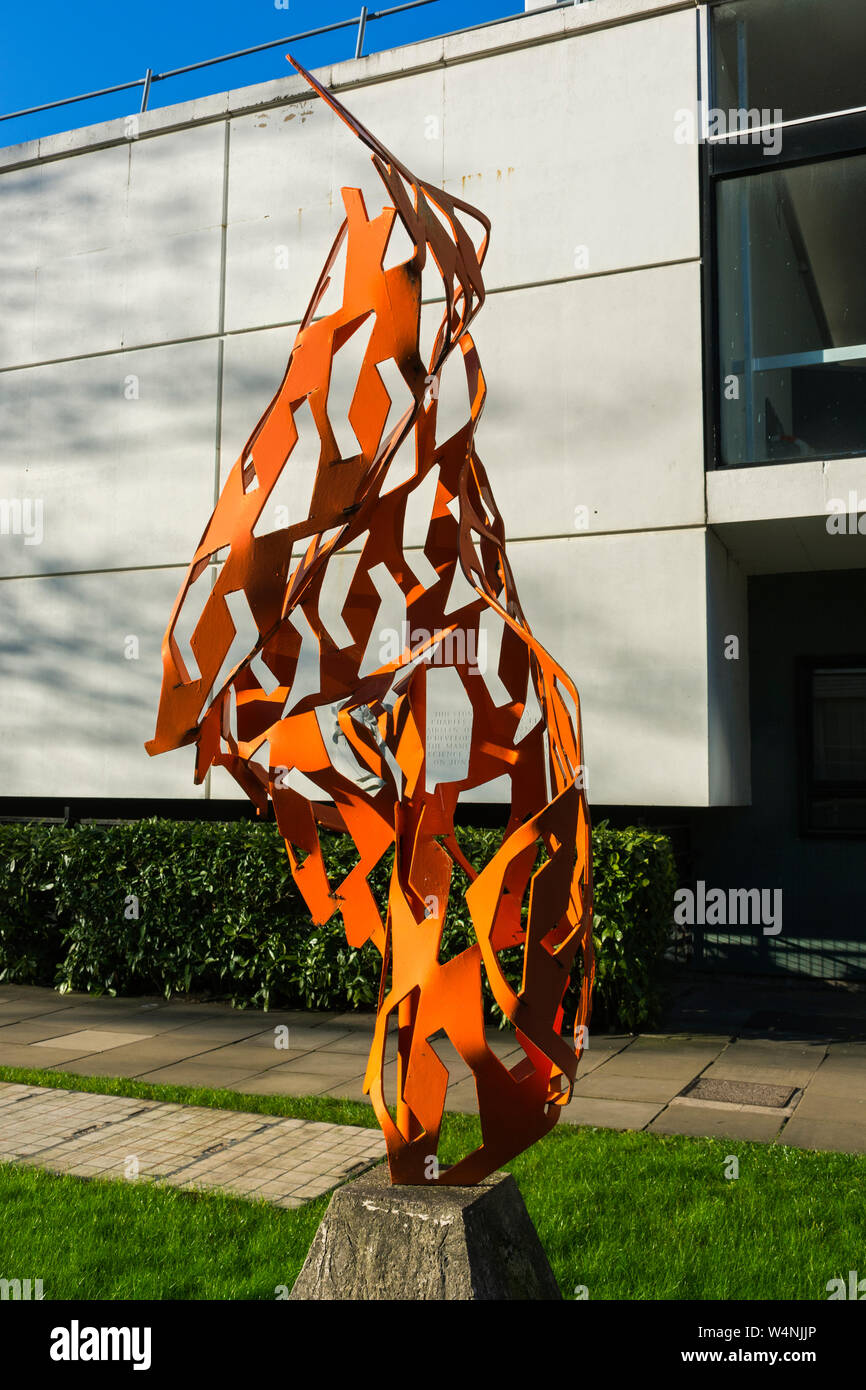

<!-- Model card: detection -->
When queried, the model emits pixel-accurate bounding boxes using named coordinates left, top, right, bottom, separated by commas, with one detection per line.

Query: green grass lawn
left=1, top=1065, right=863, bottom=1300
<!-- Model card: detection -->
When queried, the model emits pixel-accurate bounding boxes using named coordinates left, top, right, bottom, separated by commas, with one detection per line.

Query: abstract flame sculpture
left=147, top=58, right=594, bottom=1185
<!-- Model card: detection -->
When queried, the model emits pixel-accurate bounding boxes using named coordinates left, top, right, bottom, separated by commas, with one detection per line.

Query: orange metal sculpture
left=147, top=58, right=594, bottom=1185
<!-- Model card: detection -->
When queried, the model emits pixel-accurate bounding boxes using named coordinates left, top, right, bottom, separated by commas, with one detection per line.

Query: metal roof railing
left=0, top=1, right=437, bottom=126
left=0, top=1, right=599, bottom=136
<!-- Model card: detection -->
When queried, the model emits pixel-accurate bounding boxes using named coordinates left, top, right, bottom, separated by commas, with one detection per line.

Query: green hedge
left=0, top=817, right=676, bottom=1031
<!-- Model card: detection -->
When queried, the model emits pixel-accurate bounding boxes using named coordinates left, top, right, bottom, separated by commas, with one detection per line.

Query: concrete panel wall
left=224, top=72, right=447, bottom=335
left=0, top=568, right=200, bottom=798
left=469, top=264, right=705, bottom=539
left=438, top=8, right=699, bottom=288
left=1, top=124, right=226, bottom=368
left=0, top=1, right=710, bottom=805
left=508, top=529, right=712, bottom=806
left=0, top=341, right=220, bottom=578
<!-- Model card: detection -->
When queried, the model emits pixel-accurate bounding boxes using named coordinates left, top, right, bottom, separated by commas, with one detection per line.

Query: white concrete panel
left=441, top=8, right=700, bottom=290
left=521, top=0, right=683, bottom=20
left=223, top=96, right=346, bottom=335
left=707, top=456, right=866, bottom=525
left=0, top=567, right=200, bottom=798
left=506, top=529, right=711, bottom=806
left=0, top=124, right=225, bottom=366
left=219, top=325, right=294, bottom=485
left=120, top=227, right=222, bottom=347
left=36, top=144, right=131, bottom=261
left=0, top=136, right=129, bottom=368
left=0, top=164, right=43, bottom=366
left=449, top=262, right=705, bottom=539
left=125, top=122, right=226, bottom=240
left=209, top=762, right=251, bottom=802
left=0, top=340, right=219, bottom=576
left=223, top=70, right=445, bottom=334
left=0, top=137, right=42, bottom=174
left=31, top=245, right=128, bottom=363
left=706, top=532, right=751, bottom=806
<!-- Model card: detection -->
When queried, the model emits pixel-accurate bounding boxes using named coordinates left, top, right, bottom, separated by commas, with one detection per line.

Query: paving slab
left=264, top=1025, right=354, bottom=1049
left=188, top=1039, right=311, bottom=1066
left=41, top=1040, right=249, bottom=1079
left=776, top=1114, right=866, bottom=1154
left=256, top=1048, right=364, bottom=1079
left=229, top=1069, right=358, bottom=1097
left=819, top=1042, right=866, bottom=1060
left=23, top=1006, right=174, bottom=1031
left=701, top=1039, right=828, bottom=1089
left=0, top=1041, right=107, bottom=1069
left=559, top=1096, right=666, bottom=1131
left=32, top=1029, right=154, bottom=1055
left=802, top=1050, right=866, bottom=1099
left=316, top=1033, right=398, bottom=1058
left=571, top=1071, right=690, bottom=1105
left=133, top=1061, right=275, bottom=1088
left=592, top=1038, right=724, bottom=1077
left=319, top=1076, right=375, bottom=1103
left=776, top=1083, right=866, bottom=1155
left=328, top=1013, right=377, bottom=1031
left=569, top=1036, right=635, bottom=1075
left=155, top=1020, right=277, bottom=1043
left=0, top=998, right=78, bottom=1022
left=783, top=1090, right=866, bottom=1121
left=0, top=1019, right=108, bottom=1044
left=439, top=1079, right=480, bottom=1113
left=649, top=1100, right=786, bottom=1142
left=191, top=1009, right=339, bottom=1029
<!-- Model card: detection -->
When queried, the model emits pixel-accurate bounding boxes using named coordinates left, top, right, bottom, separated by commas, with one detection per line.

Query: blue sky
left=0, top=1, right=523, bottom=148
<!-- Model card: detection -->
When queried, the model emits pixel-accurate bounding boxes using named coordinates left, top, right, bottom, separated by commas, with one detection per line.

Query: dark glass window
left=712, top=0, right=866, bottom=128
left=716, top=152, right=866, bottom=466
left=803, top=664, right=866, bottom=834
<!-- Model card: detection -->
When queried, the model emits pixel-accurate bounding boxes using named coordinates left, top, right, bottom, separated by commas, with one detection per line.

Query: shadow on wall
left=0, top=562, right=198, bottom=801
left=0, top=126, right=226, bottom=369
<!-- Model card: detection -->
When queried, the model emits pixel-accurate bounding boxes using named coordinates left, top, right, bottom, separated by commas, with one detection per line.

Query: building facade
left=0, top=0, right=864, bottom=975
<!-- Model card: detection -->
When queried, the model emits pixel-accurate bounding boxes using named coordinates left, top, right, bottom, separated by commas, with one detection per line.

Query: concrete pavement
left=0, top=981, right=864, bottom=1212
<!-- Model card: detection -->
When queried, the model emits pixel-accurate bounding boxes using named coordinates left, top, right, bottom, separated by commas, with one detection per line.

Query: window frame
left=703, top=0, right=866, bottom=471
left=797, top=654, right=866, bottom=840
